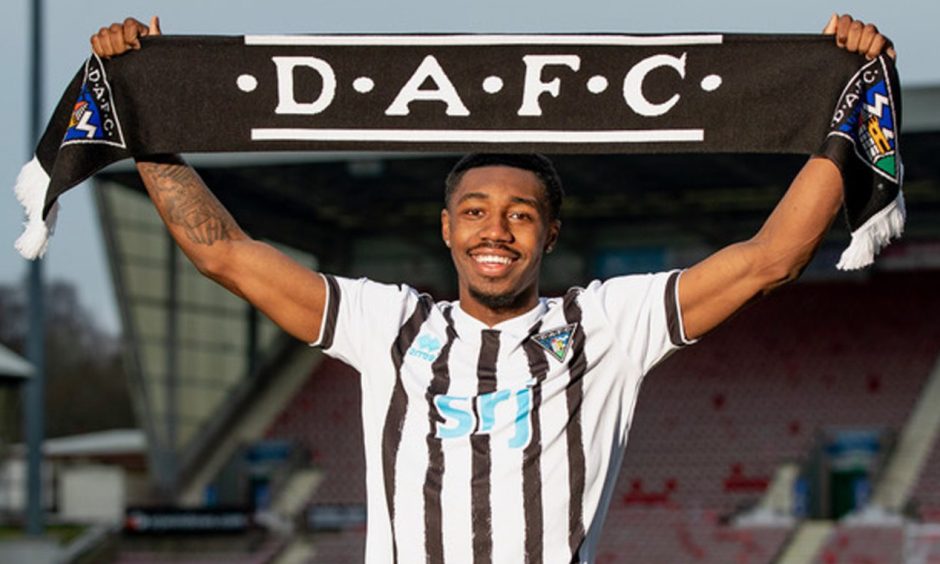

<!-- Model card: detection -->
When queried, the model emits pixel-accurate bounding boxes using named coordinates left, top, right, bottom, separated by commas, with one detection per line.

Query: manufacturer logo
left=407, top=333, right=442, bottom=362
left=62, top=55, right=126, bottom=148
left=531, top=323, right=578, bottom=362
left=827, top=56, right=900, bottom=183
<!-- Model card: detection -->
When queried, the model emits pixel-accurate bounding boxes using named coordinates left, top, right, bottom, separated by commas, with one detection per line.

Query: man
left=92, top=14, right=893, bottom=563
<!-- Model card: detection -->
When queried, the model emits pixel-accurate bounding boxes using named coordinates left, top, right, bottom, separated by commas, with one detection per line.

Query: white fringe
left=836, top=190, right=906, bottom=270
left=13, top=156, right=59, bottom=260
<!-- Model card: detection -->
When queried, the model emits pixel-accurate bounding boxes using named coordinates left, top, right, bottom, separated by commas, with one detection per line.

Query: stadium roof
left=99, top=133, right=940, bottom=265
left=0, top=343, right=32, bottom=381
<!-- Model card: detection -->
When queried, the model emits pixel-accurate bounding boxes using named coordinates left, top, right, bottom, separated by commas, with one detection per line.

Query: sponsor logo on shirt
left=433, top=379, right=534, bottom=449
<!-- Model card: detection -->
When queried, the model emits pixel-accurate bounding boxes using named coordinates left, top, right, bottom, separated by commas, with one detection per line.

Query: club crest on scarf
left=63, top=55, right=126, bottom=149
left=827, top=56, right=900, bottom=184
left=532, top=323, right=577, bottom=362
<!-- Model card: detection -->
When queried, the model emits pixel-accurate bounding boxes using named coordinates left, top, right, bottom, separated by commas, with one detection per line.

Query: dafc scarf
left=14, top=33, right=903, bottom=269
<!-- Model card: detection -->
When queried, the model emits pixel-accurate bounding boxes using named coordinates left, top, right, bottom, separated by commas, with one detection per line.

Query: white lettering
left=385, top=55, right=470, bottom=116
left=517, top=55, right=581, bottom=116
left=623, top=52, right=687, bottom=117
left=273, top=56, right=336, bottom=115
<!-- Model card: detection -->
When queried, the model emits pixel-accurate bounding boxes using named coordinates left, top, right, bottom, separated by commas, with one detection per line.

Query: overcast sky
left=1, top=0, right=936, bottom=335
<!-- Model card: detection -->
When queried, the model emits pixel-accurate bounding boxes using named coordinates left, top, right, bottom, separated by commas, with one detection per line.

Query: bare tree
left=0, top=280, right=135, bottom=438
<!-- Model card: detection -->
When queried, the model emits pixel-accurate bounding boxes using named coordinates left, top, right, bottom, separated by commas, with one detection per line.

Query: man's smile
left=468, top=244, right=521, bottom=276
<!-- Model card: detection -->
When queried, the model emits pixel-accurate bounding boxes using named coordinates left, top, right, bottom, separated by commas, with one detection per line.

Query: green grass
left=0, top=523, right=87, bottom=544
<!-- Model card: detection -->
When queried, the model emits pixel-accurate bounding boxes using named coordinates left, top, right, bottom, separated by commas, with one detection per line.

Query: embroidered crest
left=827, top=56, right=900, bottom=183
left=62, top=55, right=126, bottom=149
left=532, top=323, right=577, bottom=362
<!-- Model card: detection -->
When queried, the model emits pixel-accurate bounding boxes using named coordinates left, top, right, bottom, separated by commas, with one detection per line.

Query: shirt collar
left=451, top=298, right=549, bottom=340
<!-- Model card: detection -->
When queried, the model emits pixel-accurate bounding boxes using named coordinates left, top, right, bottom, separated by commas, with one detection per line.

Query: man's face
left=441, top=165, right=560, bottom=315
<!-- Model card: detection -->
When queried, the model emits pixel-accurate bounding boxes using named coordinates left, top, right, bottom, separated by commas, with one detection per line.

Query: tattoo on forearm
left=138, top=160, right=238, bottom=246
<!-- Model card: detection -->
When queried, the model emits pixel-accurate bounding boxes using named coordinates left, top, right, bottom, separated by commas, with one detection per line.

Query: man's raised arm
left=677, top=14, right=895, bottom=341
left=92, top=18, right=328, bottom=344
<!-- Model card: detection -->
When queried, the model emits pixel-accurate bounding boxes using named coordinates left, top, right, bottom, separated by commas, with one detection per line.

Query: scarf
left=14, top=33, right=903, bottom=269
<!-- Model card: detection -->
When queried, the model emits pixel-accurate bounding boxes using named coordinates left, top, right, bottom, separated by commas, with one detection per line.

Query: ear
left=441, top=208, right=451, bottom=248
left=544, top=219, right=561, bottom=253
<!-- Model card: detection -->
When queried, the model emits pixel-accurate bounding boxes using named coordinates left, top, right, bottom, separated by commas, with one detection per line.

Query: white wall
left=59, top=464, right=126, bottom=524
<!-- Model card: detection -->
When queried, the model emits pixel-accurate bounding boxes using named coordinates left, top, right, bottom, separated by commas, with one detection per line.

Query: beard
left=468, top=284, right=526, bottom=312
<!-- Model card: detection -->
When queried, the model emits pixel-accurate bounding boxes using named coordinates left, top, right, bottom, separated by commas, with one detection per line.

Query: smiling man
left=90, top=13, right=894, bottom=564
left=442, top=154, right=562, bottom=323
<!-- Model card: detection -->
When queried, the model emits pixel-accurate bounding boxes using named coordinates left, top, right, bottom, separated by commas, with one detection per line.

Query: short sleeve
left=587, top=270, right=694, bottom=375
left=309, top=274, right=421, bottom=372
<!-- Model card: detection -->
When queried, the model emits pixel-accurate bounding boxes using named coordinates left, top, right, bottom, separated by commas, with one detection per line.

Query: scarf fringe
left=13, top=157, right=58, bottom=260
left=836, top=190, right=906, bottom=271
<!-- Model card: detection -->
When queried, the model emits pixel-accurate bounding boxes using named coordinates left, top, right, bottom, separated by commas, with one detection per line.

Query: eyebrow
left=456, top=192, right=541, bottom=210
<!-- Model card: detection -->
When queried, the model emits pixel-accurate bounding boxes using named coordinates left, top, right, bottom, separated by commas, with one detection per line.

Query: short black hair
left=444, top=153, right=564, bottom=221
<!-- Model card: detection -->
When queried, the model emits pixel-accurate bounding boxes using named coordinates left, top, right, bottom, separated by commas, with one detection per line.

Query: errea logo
left=408, top=334, right=442, bottom=362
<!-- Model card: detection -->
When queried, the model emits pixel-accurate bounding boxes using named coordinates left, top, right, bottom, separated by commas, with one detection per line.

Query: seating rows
left=614, top=273, right=940, bottom=516
left=265, top=357, right=366, bottom=504
left=915, top=441, right=940, bottom=522
left=813, top=525, right=904, bottom=564
left=596, top=507, right=791, bottom=563
left=307, top=531, right=367, bottom=564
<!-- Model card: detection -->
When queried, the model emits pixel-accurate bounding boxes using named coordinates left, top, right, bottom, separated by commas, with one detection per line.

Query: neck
left=458, top=284, right=540, bottom=327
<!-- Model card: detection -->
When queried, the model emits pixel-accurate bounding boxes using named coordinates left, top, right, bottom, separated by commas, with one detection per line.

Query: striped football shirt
left=312, top=270, right=693, bottom=563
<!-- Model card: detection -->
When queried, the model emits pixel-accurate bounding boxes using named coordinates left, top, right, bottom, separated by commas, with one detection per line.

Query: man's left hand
left=824, top=13, right=896, bottom=60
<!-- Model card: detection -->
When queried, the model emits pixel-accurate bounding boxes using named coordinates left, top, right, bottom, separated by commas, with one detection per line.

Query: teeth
left=474, top=255, right=512, bottom=265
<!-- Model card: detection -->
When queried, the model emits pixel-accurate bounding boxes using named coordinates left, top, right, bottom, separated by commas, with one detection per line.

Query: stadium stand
left=263, top=271, right=940, bottom=562
left=307, top=530, right=367, bottom=563
left=595, top=507, right=791, bottom=563
left=266, top=357, right=366, bottom=506
left=912, top=432, right=940, bottom=522
left=812, top=524, right=904, bottom=564
left=600, top=271, right=940, bottom=560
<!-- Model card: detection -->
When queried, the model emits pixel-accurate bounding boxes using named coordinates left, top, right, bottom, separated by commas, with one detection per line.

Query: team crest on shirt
left=531, top=323, right=577, bottom=362
left=407, top=333, right=442, bottom=362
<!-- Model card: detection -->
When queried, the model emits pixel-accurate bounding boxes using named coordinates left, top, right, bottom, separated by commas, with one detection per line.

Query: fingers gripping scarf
left=14, top=33, right=903, bottom=269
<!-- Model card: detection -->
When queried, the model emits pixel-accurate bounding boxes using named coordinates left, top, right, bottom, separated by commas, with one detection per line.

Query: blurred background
left=1, top=1, right=938, bottom=562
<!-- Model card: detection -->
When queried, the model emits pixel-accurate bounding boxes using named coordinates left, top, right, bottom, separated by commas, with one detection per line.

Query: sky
left=1, top=0, right=936, bottom=335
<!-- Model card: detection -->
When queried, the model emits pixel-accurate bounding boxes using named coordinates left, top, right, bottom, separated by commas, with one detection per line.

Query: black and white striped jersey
left=313, top=270, right=693, bottom=563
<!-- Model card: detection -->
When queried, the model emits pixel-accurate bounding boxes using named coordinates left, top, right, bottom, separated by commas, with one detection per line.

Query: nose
left=480, top=213, right=513, bottom=242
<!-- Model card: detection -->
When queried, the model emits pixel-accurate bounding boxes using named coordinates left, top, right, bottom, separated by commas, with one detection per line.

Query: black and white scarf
left=14, top=33, right=904, bottom=269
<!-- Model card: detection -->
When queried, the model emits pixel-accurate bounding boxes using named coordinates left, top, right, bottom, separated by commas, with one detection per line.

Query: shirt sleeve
left=309, top=274, right=421, bottom=372
left=587, top=269, right=695, bottom=375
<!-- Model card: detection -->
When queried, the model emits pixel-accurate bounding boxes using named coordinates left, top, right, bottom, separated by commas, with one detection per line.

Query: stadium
left=2, top=6, right=940, bottom=564
left=28, top=109, right=940, bottom=561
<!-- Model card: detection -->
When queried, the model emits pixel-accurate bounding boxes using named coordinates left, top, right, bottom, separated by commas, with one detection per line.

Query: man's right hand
left=91, top=16, right=161, bottom=59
